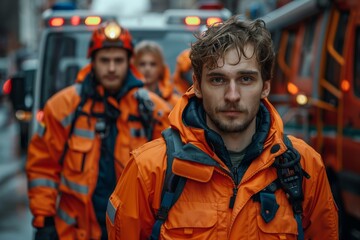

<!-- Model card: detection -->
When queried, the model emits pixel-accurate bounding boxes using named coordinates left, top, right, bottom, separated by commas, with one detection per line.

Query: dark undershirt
left=228, top=148, right=247, bottom=168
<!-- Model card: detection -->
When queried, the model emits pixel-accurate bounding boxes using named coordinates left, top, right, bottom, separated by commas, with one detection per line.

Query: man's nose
left=224, top=81, right=240, bottom=102
left=109, top=61, right=116, bottom=72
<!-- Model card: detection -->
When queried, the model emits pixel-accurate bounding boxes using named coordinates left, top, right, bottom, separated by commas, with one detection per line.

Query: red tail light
left=71, top=16, right=81, bottom=26
left=36, top=110, right=44, bottom=122
left=2, top=79, right=12, bottom=94
left=49, top=17, right=65, bottom=27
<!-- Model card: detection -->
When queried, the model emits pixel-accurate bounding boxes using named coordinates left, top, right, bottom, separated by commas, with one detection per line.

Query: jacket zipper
left=229, top=166, right=239, bottom=209
left=213, top=166, right=239, bottom=209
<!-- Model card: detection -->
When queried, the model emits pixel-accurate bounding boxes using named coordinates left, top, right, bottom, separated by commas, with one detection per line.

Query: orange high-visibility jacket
left=173, top=48, right=192, bottom=94
left=142, top=64, right=180, bottom=108
left=107, top=88, right=338, bottom=240
left=26, top=66, right=171, bottom=240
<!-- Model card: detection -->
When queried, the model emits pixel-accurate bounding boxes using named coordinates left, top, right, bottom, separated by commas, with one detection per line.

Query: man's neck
left=213, top=119, right=256, bottom=152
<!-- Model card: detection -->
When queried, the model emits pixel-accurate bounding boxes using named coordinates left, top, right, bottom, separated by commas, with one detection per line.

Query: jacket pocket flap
left=164, top=202, right=217, bottom=229
left=68, top=132, right=94, bottom=152
left=172, top=159, right=214, bottom=183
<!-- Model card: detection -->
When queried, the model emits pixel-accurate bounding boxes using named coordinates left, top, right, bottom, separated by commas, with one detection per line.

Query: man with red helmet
left=26, top=20, right=171, bottom=240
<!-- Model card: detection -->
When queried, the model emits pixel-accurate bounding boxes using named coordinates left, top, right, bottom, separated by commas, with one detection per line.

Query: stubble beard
left=208, top=113, right=254, bottom=133
left=205, top=103, right=256, bottom=134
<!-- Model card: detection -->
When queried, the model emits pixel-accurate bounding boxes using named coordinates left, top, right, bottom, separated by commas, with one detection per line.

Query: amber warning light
left=85, top=16, right=102, bottom=26
left=207, top=17, right=222, bottom=26
left=185, top=16, right=201, bottom=26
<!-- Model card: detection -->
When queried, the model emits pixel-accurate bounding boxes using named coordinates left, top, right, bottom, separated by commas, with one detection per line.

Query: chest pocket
left=162, top=201, right=217, bottom=240
left=65, top=129, right=95, bottom=173
left=255, top=192, right=298, bottom=240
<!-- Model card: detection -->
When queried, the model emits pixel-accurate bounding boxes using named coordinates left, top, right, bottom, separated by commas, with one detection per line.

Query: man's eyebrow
left=206, top=72, right=226, bottom=77
left=206, top=70, right=259, bottom=77
left=237, top=70, right=259, bottom=75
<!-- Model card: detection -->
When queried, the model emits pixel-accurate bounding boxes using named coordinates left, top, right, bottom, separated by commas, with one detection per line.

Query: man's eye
left=241, top=76, right=253, bottom=83
left=211, top=77, right=224, bottom=84
left=115, top=58, right=124, bottom=64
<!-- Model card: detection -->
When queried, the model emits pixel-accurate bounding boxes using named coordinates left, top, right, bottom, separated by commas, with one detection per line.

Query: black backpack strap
left=58, top=83, right=89, bottom=165
left=150, top=128, right=187, bottom=240
left=273, top=134, right=310, bottom=240
left=134, top=88, right=155, bottom=141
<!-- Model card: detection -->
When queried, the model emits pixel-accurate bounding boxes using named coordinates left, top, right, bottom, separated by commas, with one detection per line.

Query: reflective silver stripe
left=28, top=178, right=58, bottom=189
left=61, top=112, right=75, bottom=128
left=57, top=208, right=76, bottom=225
left=130, top=128, right=146, bottom=137
left=74, top=83, right=82, bottom=96
left=107, top=199, right=116, bottom=225
left=60, top=84, right=82, bottom=128
left=61, top=175, right=88, bottom=194
left=73, top=128, right=95, bottom=139
left=36, top=123, right=46, bottom=137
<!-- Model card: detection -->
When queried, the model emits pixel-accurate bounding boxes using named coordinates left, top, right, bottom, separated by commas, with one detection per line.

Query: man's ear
left=193, top=74, right=202, bottom=98
left=261, top=80, right=271, bottom=99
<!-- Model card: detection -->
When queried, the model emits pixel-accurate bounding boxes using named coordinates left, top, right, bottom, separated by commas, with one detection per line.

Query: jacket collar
left=82, top=68, right=143, bottom=102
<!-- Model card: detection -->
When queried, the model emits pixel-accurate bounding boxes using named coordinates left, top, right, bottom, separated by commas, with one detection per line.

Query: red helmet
left=87, top=20, right=133, bottom=58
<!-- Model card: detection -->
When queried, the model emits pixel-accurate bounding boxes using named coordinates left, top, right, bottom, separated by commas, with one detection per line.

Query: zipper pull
left=229, top=187, right=238, bottom=209
left=232, top=166, right=239, bottom=185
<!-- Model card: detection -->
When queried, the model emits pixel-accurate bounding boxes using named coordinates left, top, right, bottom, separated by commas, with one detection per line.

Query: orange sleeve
left=26, top=102, right=67, bottom=227
left=149, top=92, right=171, bottom=140
left=303, top=157, right=339, bottom=239
left=288, top=136, right=339, bottom=239
left=106, top=157, right=155, bottom=240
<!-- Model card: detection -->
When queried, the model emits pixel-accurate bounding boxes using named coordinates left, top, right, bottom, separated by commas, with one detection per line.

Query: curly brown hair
left=190, top=16, right=275, bottom=82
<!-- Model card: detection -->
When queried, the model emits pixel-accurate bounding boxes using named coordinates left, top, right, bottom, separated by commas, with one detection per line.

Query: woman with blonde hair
left=134, top=40, right=180, bottom=108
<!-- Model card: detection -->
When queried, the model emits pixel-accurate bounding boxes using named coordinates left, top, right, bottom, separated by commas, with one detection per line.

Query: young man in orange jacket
left=26, top=20, right=171, bottom=240
left=133, top=40, right=180, bottom=108
left=106, top=16, right=339, bottom=239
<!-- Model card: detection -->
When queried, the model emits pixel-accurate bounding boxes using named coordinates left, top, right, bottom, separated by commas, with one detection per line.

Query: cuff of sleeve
left=32, top=216, right=46, bottom=228
left=33, top=216, right=56, bottom=228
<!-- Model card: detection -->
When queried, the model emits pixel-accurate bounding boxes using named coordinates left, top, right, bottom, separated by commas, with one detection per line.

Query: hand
left=35, top=217, right=59, bottom=240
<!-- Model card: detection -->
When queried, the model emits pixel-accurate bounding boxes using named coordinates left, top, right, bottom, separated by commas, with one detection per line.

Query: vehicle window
left=354, top=26, right=360, bottom=98
left=284, top=29, right=296, bottom=67
left=323, top=11, right=349, bottom=106
left=41, top=32, right=90, bottom=108
left=298, top=17, right=316, bottom=77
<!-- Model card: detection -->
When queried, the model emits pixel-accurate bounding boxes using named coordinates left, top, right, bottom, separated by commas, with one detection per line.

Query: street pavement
left=0, top=99, right=34, bottom=240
